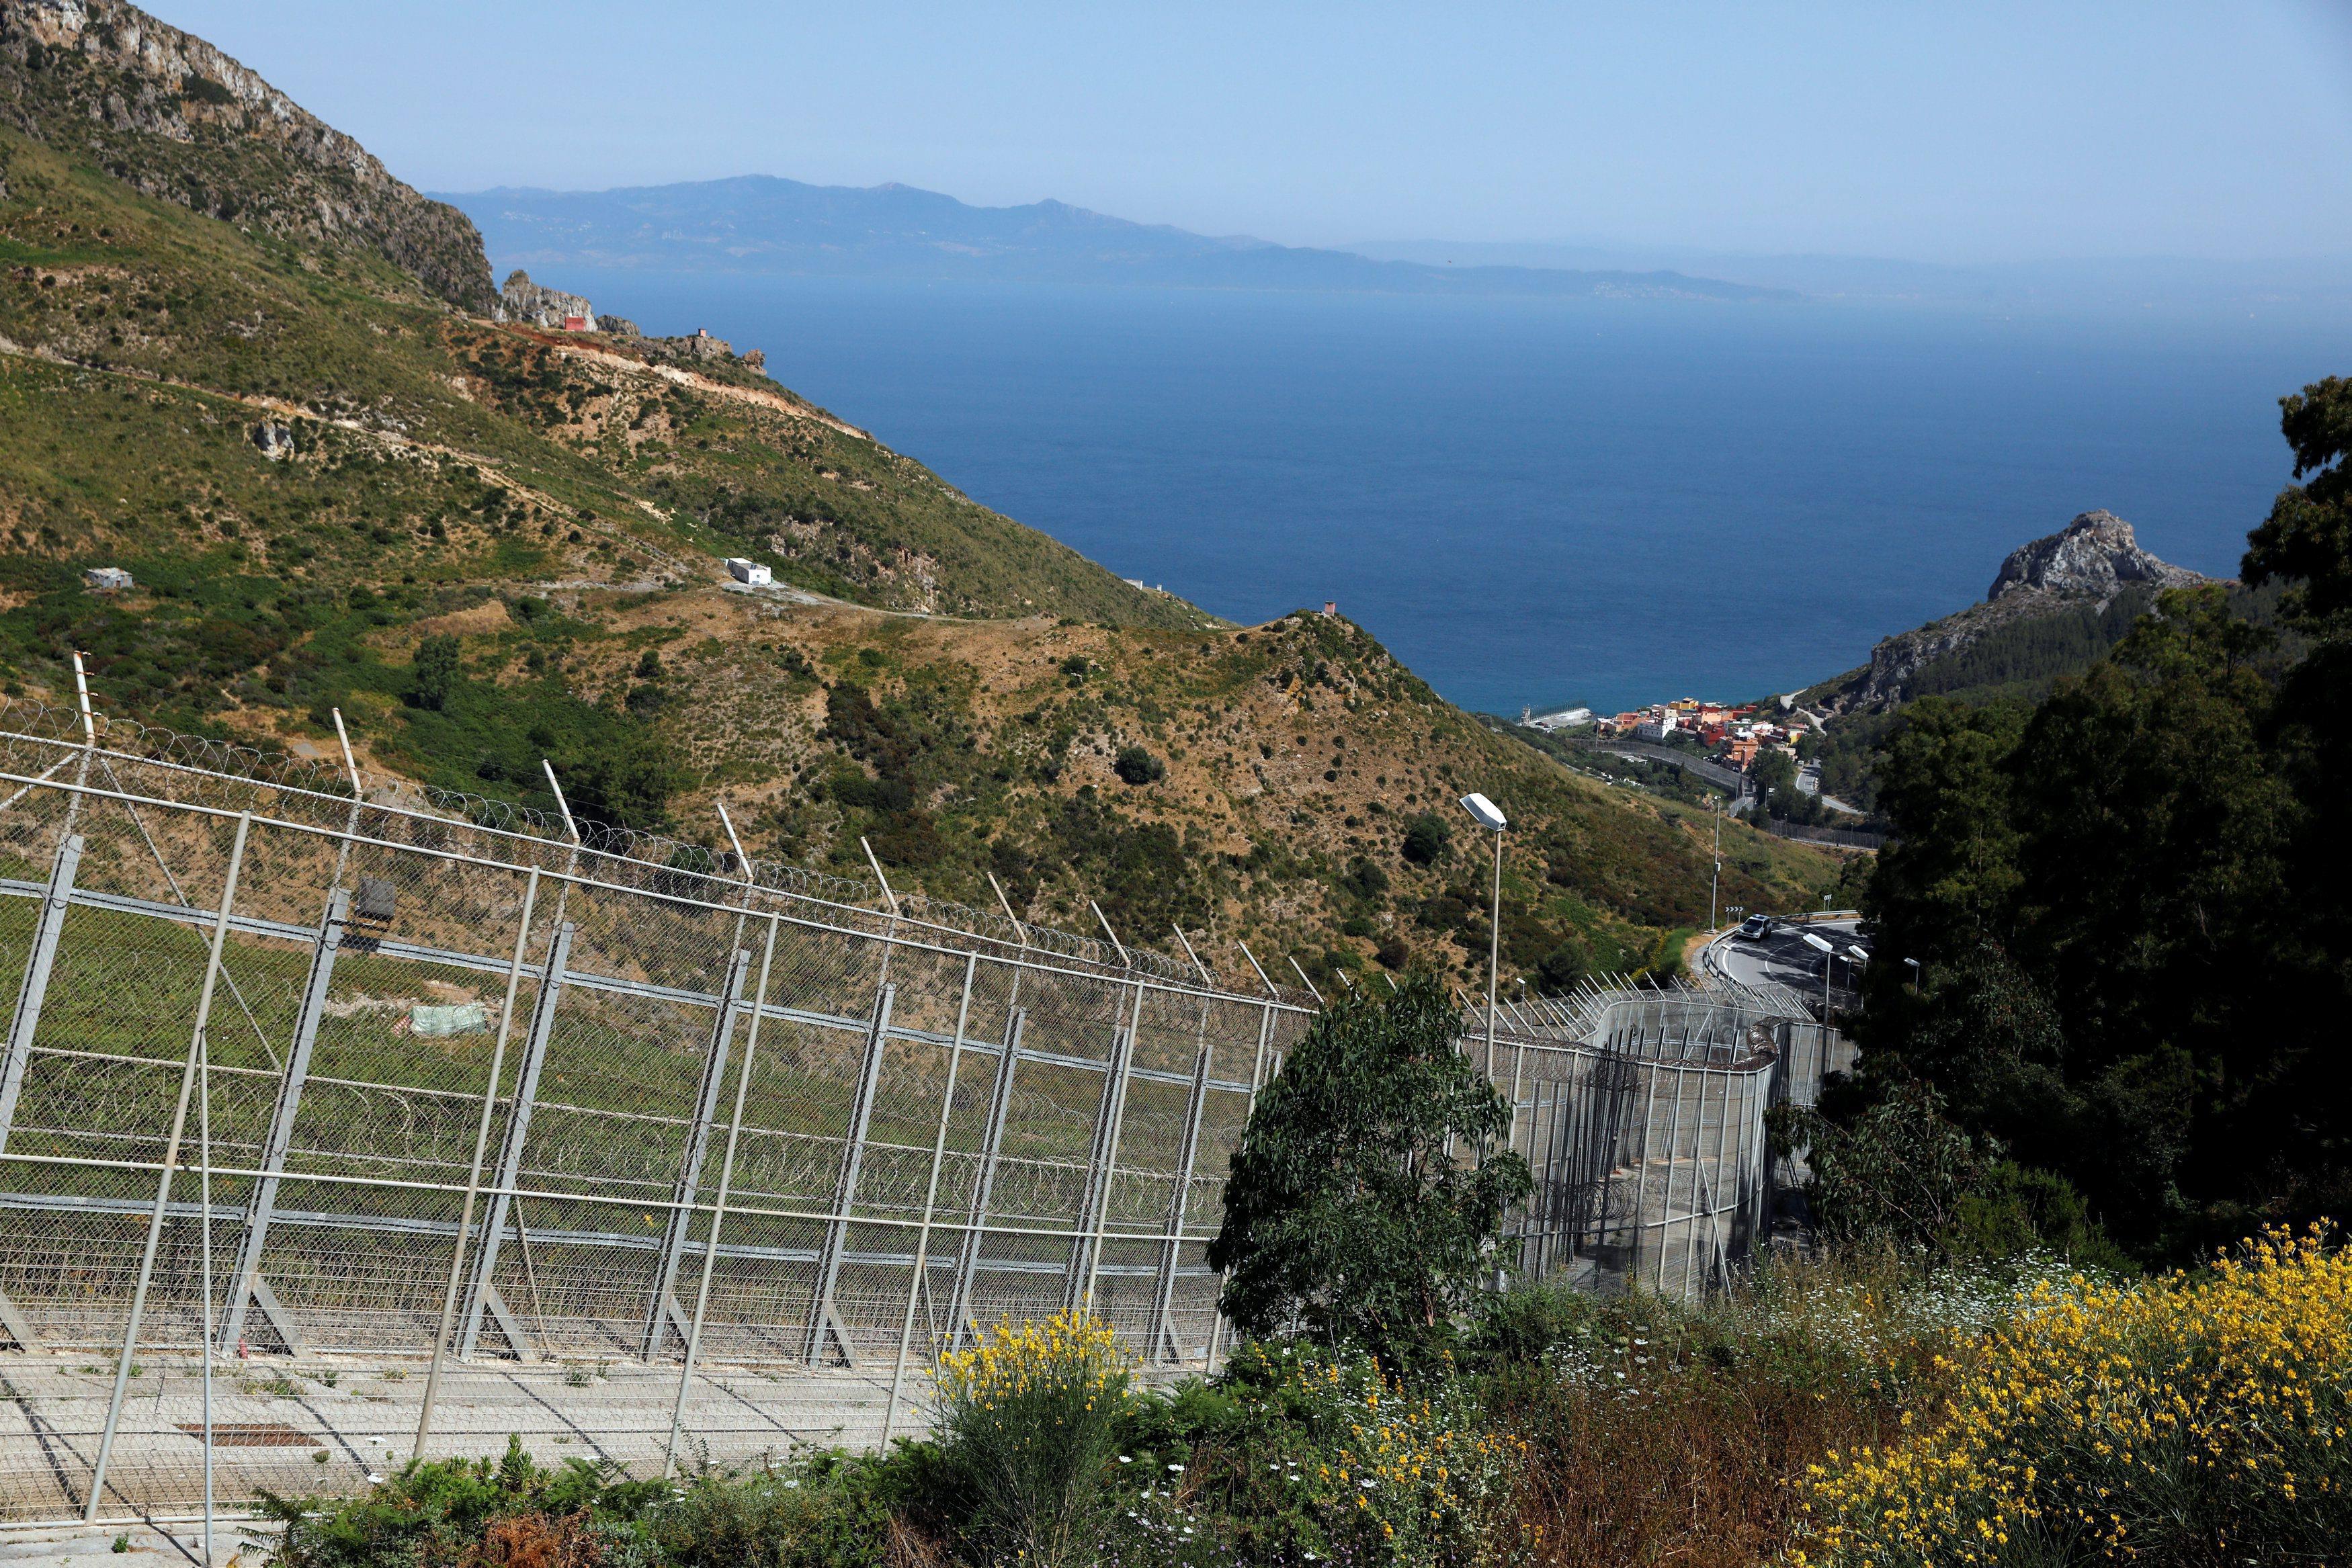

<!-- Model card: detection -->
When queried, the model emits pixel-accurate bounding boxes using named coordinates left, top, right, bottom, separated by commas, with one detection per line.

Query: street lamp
left=1709, top=796, right=1722, bottom=930
left=1801, top=929, right=1835, bottom=1016
left=1460, top=791, right=1508, bottom=1079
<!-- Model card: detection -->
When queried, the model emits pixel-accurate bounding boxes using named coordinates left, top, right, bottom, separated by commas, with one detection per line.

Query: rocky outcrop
left=1811, top=510, right=2213, bottom=715
left=1987, top=510, right=2207, bottom=606
left=0, top=0, right=496, bottom=310
left=498, top=269, right=595, bottom=329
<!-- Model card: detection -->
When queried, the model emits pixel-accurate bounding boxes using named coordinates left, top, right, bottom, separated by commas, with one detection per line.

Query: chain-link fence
left=0, top=714, right=1833, bottom=1530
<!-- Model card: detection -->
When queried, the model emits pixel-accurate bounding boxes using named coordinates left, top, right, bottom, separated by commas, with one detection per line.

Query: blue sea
left=548, top=270, right=2347, bottom=715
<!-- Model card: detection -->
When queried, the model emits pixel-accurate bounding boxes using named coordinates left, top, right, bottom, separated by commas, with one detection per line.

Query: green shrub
left=1400, top=812, right=1451, bottom=865
left=409, top=632, right=460, bottom=711
left=1208, top=975, right=1531, bottom=1356
left=255, top=1437, right=913, bottom=1568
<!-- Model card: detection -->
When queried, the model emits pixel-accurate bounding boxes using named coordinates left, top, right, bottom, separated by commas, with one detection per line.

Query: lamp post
left=1801, top=929, right=1835, bottom=1018
left=1460, top=792, right=1508, bottom=1080
left=1709, top=796, right=1722, bottom=931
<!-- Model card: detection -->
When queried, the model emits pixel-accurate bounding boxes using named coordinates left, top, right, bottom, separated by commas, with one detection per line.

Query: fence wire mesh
left=0, top=722, right=1833, bottom=1527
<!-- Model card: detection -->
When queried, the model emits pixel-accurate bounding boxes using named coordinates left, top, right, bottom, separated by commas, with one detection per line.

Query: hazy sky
left=164, top=0, right=2352, bottom=262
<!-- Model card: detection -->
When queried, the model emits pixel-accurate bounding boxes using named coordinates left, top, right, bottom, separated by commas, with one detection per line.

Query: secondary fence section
left=0, top=713, right=1842, bottom=1528
left=1478, top=979, right=1839, bottom=1303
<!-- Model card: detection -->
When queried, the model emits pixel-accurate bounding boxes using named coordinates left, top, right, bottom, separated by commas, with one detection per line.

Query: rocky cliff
left=499, top=269, right=596, bottom=329
left=1986, top=509, right=2208, bottom=605
left=0, top=0, right=495, bottom=310
left=1811, top=511, right=2213, bottom=715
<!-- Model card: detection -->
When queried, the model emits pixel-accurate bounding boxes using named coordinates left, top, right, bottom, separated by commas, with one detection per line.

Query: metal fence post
left=460, top=920, right=573, bottom=1361
left=948, top=1007, right=1024, bottom=1348
left=644, top=947, right=753, bottom=1359
left=415, top=871, right=542, bottom=1460
left=1150, top=1026, right=1214, bottom=1362
left=882, top=953, right=978, bottom=1445
left=1626, top=1045, right=1661, bottom=1284
left=804, top=982, right=895, bottom=1366
left=663, top=914, right=782, bottom=1477
left=218, top=886, right=349, bottom=1354
left=84, top=812, right=250, bottom=1524
left=1206, top=1001, right=1277, bottom=1366
left=0, top=831, right=79, bottom=1158
left=1075, top=982, right=1147, bottom=1313
left=1655, top=1064, right=1688, bottom=1297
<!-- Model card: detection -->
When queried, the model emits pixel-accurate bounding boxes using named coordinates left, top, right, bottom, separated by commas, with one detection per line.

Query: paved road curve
left=1702, top=914, right=1870, bottom=1006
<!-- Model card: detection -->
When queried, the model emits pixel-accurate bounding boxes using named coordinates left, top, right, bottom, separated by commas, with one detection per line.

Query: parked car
left=1736, top=914, right=1774, bottom=941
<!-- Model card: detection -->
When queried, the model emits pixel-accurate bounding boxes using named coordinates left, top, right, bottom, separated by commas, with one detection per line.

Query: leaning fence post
left=59, top=652, right=95, bottom=841
left=644, top=948, right=754, bottom=1359
left=85, top=811, right=250, bottom=1524
left=460, top=919, right=572, bottom=1362
left=1077, top=981, right=1148, bottom=1313
left=1150, top=1020, right=1215, bottom=1363
left=663, top=914, right=783, bottom=1477
left=414, top=870, right=542, bottom=1461
left=219, top=887, right=350, bottom=1354
left=1206, top=1000, right=1277, bottom=1367
left=804, top=982, right=896, bottom=1365
left=0, top=831, right=81, bottom=1158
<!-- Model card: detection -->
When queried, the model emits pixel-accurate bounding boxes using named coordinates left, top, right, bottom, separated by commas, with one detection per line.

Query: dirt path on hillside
left=0, top=333, right=706, bottom=580
left=514, top=329, right=870, bottom=441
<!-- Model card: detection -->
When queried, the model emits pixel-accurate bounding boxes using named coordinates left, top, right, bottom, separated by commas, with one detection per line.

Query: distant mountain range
left=1351, top=239, right=2352, bottom=314
left=439, top=176, right=1793, bottom=302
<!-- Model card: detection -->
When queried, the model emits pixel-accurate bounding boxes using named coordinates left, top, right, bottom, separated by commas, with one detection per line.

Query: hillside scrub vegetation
left=259, top=1233, right=2352, bottom=1568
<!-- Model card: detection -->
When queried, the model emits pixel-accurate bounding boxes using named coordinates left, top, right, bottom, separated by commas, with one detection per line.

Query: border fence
left=0, top=704, right=1838, bottom=1530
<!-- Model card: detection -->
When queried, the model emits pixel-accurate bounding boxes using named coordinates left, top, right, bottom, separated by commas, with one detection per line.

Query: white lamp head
left=1459, top=792, right=1508, bottom=832
left=1801, top=931, right=1835, bottom=954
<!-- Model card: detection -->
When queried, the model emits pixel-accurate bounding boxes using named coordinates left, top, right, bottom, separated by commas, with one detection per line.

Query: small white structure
left=725, top=558, right=772, bottom=586
left=84, top=566, right=134, bottom=593
left=1523, top=706, right=1593, bottom=732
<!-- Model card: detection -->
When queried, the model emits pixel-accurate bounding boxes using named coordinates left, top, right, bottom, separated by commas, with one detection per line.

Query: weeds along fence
left=0, top=709, right=1836, bottom=1527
